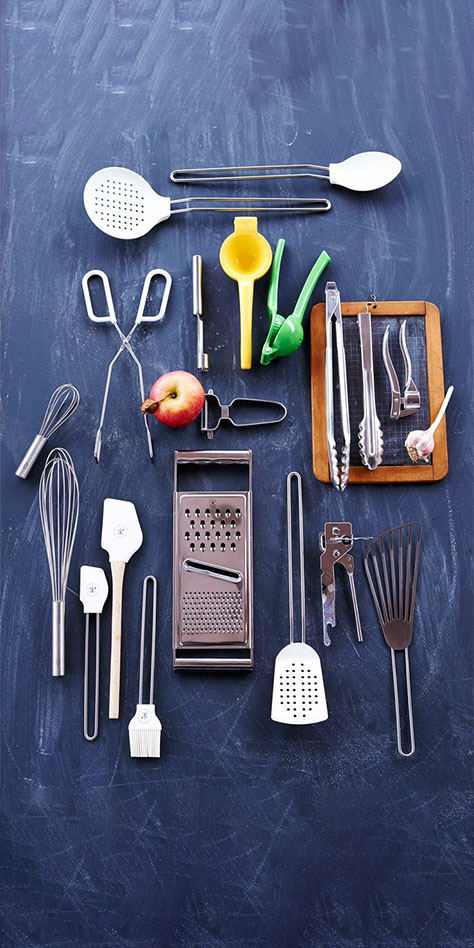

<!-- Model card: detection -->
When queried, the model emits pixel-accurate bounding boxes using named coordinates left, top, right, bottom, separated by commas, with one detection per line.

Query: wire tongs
left=325, top=282, right=351, bottom=490
left=319, top=523, right=363, bottom=647
left=382, top=321, right=420, bottom=419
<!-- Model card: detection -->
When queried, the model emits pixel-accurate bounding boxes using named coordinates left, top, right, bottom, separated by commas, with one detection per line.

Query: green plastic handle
left=292, top=250, right=331, bottom=324
left=267, top=238, right=286, bottom=318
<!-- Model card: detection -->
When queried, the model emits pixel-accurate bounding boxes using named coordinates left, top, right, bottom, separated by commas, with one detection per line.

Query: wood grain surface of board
left=310, top=300, right=448, bottom=484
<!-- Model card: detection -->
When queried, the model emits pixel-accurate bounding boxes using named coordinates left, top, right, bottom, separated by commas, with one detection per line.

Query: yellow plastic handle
left=238, top=280, right=254, bottom=369
left=234, top=216, right=258, bottom=233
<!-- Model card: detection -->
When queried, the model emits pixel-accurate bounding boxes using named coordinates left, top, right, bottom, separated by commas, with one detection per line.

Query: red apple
left=141, top=371, right=205, bottom=428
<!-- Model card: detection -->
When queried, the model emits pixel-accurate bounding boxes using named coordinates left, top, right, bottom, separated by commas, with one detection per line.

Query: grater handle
left=174, top=450, right=252, bottom=489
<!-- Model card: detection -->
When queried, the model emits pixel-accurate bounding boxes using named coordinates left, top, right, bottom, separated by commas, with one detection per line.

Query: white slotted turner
left=271, top=473, right=328, bottom=725
left=101, top=498, right=143, bottom=719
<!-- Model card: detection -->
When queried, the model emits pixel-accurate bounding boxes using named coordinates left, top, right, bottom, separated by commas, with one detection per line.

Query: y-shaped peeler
left=319, top=523, right=363, bottom=647
left=382, top=321, right=420, bottom=420
left=260, top=240, right=330, bottom=364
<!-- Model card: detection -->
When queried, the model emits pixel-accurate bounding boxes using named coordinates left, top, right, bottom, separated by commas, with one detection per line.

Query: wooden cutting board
left=310, top=299, right=448, bottom=484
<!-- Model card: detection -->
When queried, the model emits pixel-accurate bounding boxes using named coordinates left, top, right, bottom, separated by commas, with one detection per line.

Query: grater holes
left=181, top=590, right=244, bottom=641
left=230, top=543, right=236, bottom=552
left=185, top=509, right=190, bottom=517
left=205, top=508, right=211, bottom=516
left=215, top=508, right=221, bottom=517
left=210, top=542, right=215, bottom=552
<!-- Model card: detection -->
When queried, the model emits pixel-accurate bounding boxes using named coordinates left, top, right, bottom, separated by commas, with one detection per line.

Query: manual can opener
left=319, top=522, right=363, bottom=647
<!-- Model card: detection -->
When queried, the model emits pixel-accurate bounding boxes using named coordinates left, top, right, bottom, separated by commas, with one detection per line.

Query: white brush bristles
left=128, top=705, right=162, bottom=758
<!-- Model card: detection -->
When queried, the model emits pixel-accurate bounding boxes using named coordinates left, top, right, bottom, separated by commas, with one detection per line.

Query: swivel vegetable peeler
left=200, top=389, right=287, bottom=439
left=320, top=523, right=363, bottom=647
left=382, top=322, right=420, bottom=419
left=260, top=240, right=330, bottom=364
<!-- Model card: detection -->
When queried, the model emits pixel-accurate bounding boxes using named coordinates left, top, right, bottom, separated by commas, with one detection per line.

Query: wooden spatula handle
left=109, top=560, right=126, bottom=719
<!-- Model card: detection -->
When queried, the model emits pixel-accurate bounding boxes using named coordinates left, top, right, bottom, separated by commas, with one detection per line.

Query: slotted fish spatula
left=101, top=498, right=143, bottom=719
left=271, top=472, right=328, bottom=725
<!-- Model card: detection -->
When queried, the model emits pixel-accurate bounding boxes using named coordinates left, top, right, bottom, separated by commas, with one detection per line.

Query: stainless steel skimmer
left=325, top=282, right=350, bottom=490
left=358, top=309, right=384, bottom=470
left=173, top=450, right=253, bottom=670
left=271, top=472, right=328, bottom=725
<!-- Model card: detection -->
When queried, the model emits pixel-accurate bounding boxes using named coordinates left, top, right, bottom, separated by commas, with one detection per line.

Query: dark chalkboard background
left=1, top=2, right=472, bottom=946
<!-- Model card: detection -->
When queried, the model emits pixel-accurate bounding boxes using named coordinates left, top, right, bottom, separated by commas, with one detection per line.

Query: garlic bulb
left=405, top=386, right=453, bottom=463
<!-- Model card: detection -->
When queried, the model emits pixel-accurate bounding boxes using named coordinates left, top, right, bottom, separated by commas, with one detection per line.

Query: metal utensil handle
left=193, top=255, right=209, bottom=371
left=52, top=600, right=65, bottom=677
left=192, top=255, right=202, bottom=314
left=109, top=561, right=125, bottom=719
left=138, top=576, right=158, bottom=706
left=82, top=270, right=117, bottom=323
left=174, top=450, right=252, bottom=490
left=287, top=472, right=305, bottom=645
left=84, top=614, right=100, bottom=741
left=169, top=196, right=331, bottom=214
left=136, top=269, right=172, bottom=323
left=391, top=647, right=415, bottom=758
left=170, top=163, right=330, bottom=184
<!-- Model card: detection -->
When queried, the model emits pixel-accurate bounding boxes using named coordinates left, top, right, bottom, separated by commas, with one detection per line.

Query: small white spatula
left=271, top=473, right=328, bottom=725
left=101, top=498, right=143, bottom=719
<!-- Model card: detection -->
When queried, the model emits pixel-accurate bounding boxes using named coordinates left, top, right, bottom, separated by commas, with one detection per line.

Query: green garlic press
left=260, top=241, right=330, bottom=364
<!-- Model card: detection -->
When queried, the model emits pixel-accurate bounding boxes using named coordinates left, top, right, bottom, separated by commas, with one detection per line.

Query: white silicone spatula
left=101, top=498, right=143, bottom=719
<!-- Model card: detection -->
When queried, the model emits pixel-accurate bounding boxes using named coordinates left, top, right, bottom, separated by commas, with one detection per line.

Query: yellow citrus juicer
left=219, top=218, right=272, bottom=369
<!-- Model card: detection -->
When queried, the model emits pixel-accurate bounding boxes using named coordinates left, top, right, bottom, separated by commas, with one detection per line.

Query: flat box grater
left=173, top=450, right=253, bottom=670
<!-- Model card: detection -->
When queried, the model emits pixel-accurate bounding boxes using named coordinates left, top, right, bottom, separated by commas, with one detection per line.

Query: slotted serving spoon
left=83, top=167, right=331, bottom=240
left=271, top=472, right=328, bottom=725
left=170, top=151, right=402, bottom=192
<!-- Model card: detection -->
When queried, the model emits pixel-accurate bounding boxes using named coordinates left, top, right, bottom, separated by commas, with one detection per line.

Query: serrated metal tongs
left=358, top=308, right=384, bottom=470
left=325, top=282, right=351, bottom=490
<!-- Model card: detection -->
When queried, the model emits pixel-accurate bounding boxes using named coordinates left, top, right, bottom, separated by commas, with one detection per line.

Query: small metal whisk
left=39, top=448, right=80, bottom=676
left=15, top=384, right=80, bottom=479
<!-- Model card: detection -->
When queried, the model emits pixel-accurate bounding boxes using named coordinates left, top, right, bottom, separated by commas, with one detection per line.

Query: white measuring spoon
left=83, top=167, right=331, bottom=240
left=170, top=151, right=402, bottom=192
